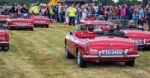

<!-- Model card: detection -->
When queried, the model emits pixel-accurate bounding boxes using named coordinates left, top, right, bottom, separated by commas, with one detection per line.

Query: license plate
left=0, top=18, right=6, bottom=20
left=34, top=21, right=45, bottom=24
left=135, top=40, right=143, bottom=45
left=100, top=50, right=123, bottom=56
left=16, top=23, right=28, bottom=26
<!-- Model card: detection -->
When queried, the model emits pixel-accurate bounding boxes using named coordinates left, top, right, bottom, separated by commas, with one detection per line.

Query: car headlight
left=144, top=39, right=150, bottom=43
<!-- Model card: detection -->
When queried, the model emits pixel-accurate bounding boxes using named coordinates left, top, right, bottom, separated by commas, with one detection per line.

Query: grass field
left=0, top=23, right=150, bottom=78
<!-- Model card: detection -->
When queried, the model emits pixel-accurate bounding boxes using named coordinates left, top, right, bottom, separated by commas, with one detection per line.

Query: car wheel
left=45, top=25, right=49, bottom=28
left=143, top=47, right=150, bottom=51
left=64, top=46, right=73, bottom=59
left=125, top=60, right=135, bottom=67
left=29, top=28, right=33, bottom=31
left=77, top=49, right=86, bottom=68
left=2, top=46, right=9, bottom=52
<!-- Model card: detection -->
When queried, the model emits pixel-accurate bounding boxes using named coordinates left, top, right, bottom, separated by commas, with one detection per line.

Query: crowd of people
left=0, top=2, right=150, bottom=30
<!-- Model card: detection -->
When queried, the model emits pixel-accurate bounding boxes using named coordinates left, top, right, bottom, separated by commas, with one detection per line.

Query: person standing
left=58, top=3, right=62, bottom=23
left=68, top=4, right=76, bottom=26
left=126, top=5, right=130, bottom=20
left=81, top=6, right=87, bottom=19
left=138, top=5, right=145, bottom=27
left=65, top=5, right=69, bottom=24
left=33, top=4, right=39, bottom=15
left=107, top=7, right=113, bottom=22
left=146, top=6, right=150, bottom=31
left=132, top=5, right=139, bottom=25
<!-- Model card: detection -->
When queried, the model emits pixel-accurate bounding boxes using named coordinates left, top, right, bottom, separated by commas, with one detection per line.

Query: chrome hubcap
left=77, top=51, right=81, bottom=65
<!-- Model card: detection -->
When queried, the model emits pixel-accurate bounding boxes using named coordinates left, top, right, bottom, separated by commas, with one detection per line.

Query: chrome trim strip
left=0, top=42, right=9, bottom=44
left=83, top=55, right=139, bottom=58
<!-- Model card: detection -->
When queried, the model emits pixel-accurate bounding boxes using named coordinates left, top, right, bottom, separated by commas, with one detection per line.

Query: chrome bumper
left=0, top=42, right=9, bottom=44
left=83, top=55, right=139, bottom=58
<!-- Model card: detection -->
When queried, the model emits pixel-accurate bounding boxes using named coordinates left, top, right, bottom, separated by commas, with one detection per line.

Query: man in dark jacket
left=20, top=5, right=28, bottom=13
left=147, top=8, right=150, bottom=31
left=9, top=5, right=16, bottom=13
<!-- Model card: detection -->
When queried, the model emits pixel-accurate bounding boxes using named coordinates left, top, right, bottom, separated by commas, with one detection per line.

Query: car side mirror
left=70, top=32, right=73, bottom=35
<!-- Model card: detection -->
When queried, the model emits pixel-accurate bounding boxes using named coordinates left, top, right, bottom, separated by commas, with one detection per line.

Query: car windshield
left=18, top=13, right=30, bottom=18
left=112, top=19, right=138, bottom=28
left=76, top=24, right=101, bottom=32
left=9, top=13, right=30, bottom=19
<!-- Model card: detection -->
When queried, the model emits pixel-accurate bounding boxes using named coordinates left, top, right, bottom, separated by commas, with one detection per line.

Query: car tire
left=45, top=25, right=49, bottom=28
left=29, top=28, right=33, bottom=31
left=125, top=60, right=135, bottom=67
left=2, top=46, right=9, bottom=52
left=77, top=49, right=86, bottom=68
left=65, top=46, right=73, bottom=59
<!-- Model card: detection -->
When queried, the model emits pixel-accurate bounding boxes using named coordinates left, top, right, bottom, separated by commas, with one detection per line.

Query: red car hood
left=11, top=18, right=33, bottom=22
left=0, top=15, right=9, bottom=20
left=0, top=15, right=9, bottom=18
left=122, top=30, right=150, bottom=39
left=86, top=36, right=134, bottom=49
left=0, top=30, right=6, bottom=33
left=32, top=16, right=50, bottom=20
left=80, top=20, right=110, bottom=25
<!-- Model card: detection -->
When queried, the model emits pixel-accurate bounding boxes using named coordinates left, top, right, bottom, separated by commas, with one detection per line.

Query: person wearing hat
left=68, top=4, right=76, bottom=26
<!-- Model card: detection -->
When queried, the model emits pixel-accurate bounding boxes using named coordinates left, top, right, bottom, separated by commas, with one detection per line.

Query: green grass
left=0, top=23, right=150, bottom=78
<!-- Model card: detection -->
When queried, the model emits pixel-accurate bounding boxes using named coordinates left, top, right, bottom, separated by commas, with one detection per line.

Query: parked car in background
left=114, top=20, right=150, bottom=49
left=7, top=13, right=34, bottom=31
left=0, top=25, right=9, bottom=51
left=31, top=15, right=52, bottom=28
left=0, top=15, right=9, bottom=25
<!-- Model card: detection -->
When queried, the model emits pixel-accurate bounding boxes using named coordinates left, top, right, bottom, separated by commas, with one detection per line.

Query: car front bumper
left=0, top=41, right=9, bottom=46
left=83, top=55, right=139, bottom=58
left=82, top=55, right=139, bottom=62
left=34, top=23, right=49, bottom=26
left=138, top=43, right=150, bottom=48
left=9, top=26, right=34, bottom=29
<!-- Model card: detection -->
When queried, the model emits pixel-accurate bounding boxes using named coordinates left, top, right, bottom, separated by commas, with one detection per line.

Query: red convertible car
left=114, top=20, right=150, bottom=49
left=0, top=15, right=9, bottom=25
left=121, top=29, right=150, bottom=49
left=80, top=19, right=111, bottom=32
left=64, top=24, right=139, bottom=68
left=0, top=26, right=9, bottom=51
left=7, top=13, right=34, bottom=31
left=31, top=15, right=52, bottom=28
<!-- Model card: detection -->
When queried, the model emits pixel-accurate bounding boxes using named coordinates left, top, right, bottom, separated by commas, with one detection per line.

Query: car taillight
left=0, top=37, right=5, bottom=41
left=125, top=48, right=138, bottom=55
left=144, top=39, right=150, bottom=43
left=89, top=48, right=98, bottom=55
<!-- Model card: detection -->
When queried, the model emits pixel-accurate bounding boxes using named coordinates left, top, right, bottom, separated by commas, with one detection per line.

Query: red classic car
left=122, top=29, right=150, bottom=49
left=80, top=19, right=111, bottom=31
left=31, top=15, right=52, bottom=28
left=64, top=24, right=139, bottom=68
left=0, top=26, right=9, bottom=51
left=113, top=20, right=150, bottom=49
left=0, top=15, right=9, bottom=25
left=7, top=13, right=34, bottom=31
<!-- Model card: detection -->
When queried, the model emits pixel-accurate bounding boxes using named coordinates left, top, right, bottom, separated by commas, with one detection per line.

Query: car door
left=66, top=34, right=78, bottom=55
